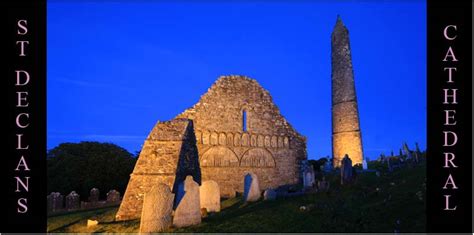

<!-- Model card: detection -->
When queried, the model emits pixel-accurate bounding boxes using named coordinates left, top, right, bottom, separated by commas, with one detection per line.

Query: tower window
left=243, top=110, right=247, bottom=132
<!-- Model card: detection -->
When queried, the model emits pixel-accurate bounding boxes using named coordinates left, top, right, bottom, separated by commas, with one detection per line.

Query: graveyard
left=47, top=158, right=426, bottom=233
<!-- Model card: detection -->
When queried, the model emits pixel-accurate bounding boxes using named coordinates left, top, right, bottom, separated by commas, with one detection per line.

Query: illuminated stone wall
left=331, top=16, right=364, bottom=167
left=116, top=75, right=307, bottom=221
left=116, top=119, right=201, bottom=221
left=177, top=75, right=307, bottom=197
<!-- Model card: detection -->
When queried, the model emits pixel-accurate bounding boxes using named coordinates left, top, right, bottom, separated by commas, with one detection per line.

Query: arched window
left=242, top=110, right=247, bottom=132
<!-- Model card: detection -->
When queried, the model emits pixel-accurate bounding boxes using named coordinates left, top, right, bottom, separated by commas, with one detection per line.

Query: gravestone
left=263, top=189, right=277, bottom=200
left=415, top=142, right=421, bottom=154
left=318, top=177, right=330, bottom=192
left=106, top=190, right=121, bottom=203
left=47, top=192, right=64, bottom=213
left=302, top=163, right=315, bottom=188
left=243, top=172, right=261, bottom=202
left=403, top=142, right=412, bottom=159
left=362, top=159, right=368, bottom=170
left=387, top=158, right=393, bottom=172
left=340, top=154, right=353, bottom=185
left=323, top=159, right=333, bottom=172
left=89, top=188, right=100, bottom=203
left=200, top=180, right=220, bottom=213
left=65, top=191, right=80, bottom=211
left=173, top=176, right=201, bottom=228
left=139, top=184, right=175, bottom=233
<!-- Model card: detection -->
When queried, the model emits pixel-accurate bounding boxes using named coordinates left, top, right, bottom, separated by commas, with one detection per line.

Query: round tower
left=331, top=16, right=364, bottom=167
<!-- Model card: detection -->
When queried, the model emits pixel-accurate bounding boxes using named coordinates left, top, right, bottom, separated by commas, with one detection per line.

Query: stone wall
left=116, top=119, right=200, bottom=221
left=116, top=75, right=307, bottom=221
left=176, top=75, right=307, bottom=197
left=331, top=17, right=363, bottom=167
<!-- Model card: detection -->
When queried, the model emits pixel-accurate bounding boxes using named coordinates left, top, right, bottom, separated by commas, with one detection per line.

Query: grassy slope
left=48, top=163, right=426, bottom=233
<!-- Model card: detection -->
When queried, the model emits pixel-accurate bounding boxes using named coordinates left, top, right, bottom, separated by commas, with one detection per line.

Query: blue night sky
left=47, top=1, right=426, bottom=160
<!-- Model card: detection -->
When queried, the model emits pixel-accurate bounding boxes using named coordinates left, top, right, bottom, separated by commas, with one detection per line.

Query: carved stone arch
left=240, top=148, right=276, bottom=168
left=271, top=136, right=278, bottom=148
left=219, top=133, right=226, bottom=145
left=227, top=133, right=234, bottom=146
left=278, top=136, right=284, bottom=148
left=257, top=135, right=264, bottom=147
left=264, top=136, right=271, bottom=148
left=210, top=132, right=218, bottom=145
left=234, top=133, right=241, bottom=147
left=242, top=133, right=249, bottom=146
left=250, top=134, right=257, bottom=147
left=201, top=146, right=239, bottom=167
left=202, top=131, right=210, bottom=145
left=284, top=137, right=289, bottom=148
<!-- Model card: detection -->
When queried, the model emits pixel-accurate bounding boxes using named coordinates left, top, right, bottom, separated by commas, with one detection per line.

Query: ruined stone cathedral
left=116, top=76, right=307, bottom=221
left=116, top=16, right=363, bottom=221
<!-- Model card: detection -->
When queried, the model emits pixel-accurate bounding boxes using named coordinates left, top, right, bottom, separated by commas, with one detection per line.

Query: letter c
left=444, top=25, right=457, bottom=40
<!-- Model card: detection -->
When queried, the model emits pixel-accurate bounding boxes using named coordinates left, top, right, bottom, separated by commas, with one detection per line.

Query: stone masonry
left=116, top=119, right=201, bottom=221
left=176, top=75, right=307, bottom=198
left=116, top=75, right=307, bottom=221
left=331, top=16, right=364, bottom=167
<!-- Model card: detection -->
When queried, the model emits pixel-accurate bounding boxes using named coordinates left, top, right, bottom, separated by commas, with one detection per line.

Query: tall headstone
left=340, top=154, right=353, bottom=185
left=89, top=188, right=100, bottom=203
left=47, top=192, right=64, bottom=213
left=303, top=167, right=315, bottom=188
left=173, top=176, right=201, bottom=228
left=199, top=180, right=220, bottom=213
left=402, top=142, right=413, bottom=159
left=415, top=142, right=421, bottom=154
left=331, top=15, right=363, bottom=167
left=362, top=159, right=368, bottom=170
left=387, top=158, right=393, bottom=172
left=323, top=158, right=333, bottom=172
left=106, top=190, right=121, bottom=203
left=243, top=172, right=261, bottom=202
left=301, top=160, right=315, bottom=188
left=139, top=184, right=175, bottom=233
left=65, top=191, right=80, bottom=211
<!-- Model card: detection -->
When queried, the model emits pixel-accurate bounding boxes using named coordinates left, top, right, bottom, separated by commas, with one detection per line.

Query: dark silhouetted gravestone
left=340, top=154, right=353, bottom=185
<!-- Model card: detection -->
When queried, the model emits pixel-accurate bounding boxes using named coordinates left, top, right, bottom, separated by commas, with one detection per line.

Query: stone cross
left=139, top=184, right=175, bottom=233
left=243, top=172, right=261, bottom=202
left=173, top=176, right=201, bottom=228
left=199, top=180, right=220, bottom=213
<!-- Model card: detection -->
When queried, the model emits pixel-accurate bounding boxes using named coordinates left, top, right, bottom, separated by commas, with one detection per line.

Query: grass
left=48, top=162, right=426, bottom=233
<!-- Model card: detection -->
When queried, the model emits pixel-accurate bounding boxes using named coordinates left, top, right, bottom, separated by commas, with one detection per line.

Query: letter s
left=17, top=198, right=28, bottom=213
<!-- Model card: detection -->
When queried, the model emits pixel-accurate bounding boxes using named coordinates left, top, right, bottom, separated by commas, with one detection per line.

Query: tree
left=47, top=141, right=137, bottom=200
